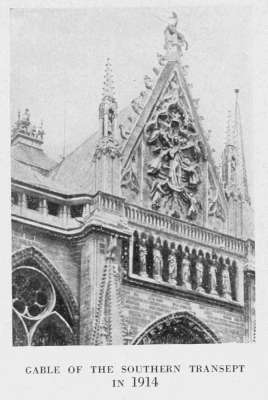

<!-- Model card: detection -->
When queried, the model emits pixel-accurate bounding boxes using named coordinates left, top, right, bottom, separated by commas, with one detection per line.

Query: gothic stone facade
left=11, top=18, right=255, bottom=346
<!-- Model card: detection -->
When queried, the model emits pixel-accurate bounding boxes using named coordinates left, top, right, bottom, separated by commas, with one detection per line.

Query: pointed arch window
left=133, top=312, right=219, bottom=345
left=12, top=266, right=75, bottom=346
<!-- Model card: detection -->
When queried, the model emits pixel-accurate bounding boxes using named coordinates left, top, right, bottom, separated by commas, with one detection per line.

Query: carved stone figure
left=181, top=252, right=191, bottom=290
left=168, top=247, right=177, bottom=285
left=210, top=258, right=218, bottom=296
left=22, top=108, right=30, bottom=125
left=157, top=53, right=167, bottom=67
left=11, top=108, right=46, bottom=142
left=195, top=255, right=204, bottom=292
left=146, top=99, right=203, bottom=219
left=153, top=241, right=163, bottom=281
left=164, top=12, right=188, bottom=57
left=222, top=263, right=232, bottom=300
left=30, top=125, right=37, bottom=137
left=144, top=75, right=153, bottom=90
left=139, top=236, right=148, bottom=278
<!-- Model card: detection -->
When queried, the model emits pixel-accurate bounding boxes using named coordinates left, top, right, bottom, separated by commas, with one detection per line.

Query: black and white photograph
left=10, top=6, right=255, bottom=348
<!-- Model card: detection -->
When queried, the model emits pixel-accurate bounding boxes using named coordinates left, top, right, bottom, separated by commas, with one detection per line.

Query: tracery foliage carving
left=121, top=153, right=140, bottom=194
left=145, top=94, right=205, bottom=219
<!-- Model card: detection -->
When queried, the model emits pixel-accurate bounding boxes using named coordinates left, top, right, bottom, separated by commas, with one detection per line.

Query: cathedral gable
left=121, top=63, right=210, bottom=225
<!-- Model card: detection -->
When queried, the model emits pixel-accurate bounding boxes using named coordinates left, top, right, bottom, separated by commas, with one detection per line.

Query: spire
left=225, top=110, right=232, bottom=146
left=94, top=59, right=121, bottom=196
left=221, top=90, right=250, bottom=203
left=102, top=58, right=115, bottom=100
left=99, top=58, right=118, bottom=138
left=233, top=89, right=250, bottom=203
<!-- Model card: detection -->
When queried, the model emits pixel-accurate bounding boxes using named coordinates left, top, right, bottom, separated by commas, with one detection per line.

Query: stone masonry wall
left=12, top=221, right=80, bottom=302
left=122, top=283, right=245, bottom=343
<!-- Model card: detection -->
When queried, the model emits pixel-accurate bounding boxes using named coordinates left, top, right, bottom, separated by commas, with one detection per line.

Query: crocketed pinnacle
left=223, top=90, right=250, bottom=202
left=102, top=58, right=115, bottom=100
left=225, top=110, right=232, bottom=146
left=233, top=89, right=250, bottom=203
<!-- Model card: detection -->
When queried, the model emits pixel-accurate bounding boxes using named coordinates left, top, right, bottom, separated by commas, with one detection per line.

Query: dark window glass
left=70, top=204, right=83, bottom=218
left=47, top=201, right=60, bottom=216
left=26, top=195, right=39, bottom=211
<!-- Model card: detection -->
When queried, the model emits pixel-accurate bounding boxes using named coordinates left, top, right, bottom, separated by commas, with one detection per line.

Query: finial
left=102, top=58, right=115, bottom=100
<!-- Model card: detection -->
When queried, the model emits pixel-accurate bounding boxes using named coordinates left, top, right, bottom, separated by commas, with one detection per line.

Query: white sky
left=10, top=6, right=253, bottom=192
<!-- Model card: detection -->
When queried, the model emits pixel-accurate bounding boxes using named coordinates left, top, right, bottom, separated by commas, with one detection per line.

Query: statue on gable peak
left=164, top=12, right=188, bottom=58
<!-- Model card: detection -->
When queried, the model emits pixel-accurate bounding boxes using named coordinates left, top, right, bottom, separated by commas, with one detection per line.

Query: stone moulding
left=12, top=246, right=79, bottom=333
left=132, top=311, right=220, bottom=345
left=124, top=274, right=244, bottom=312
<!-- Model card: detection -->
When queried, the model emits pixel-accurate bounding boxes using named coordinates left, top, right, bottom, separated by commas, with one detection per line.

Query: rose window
left=12, top=267, right=55, bottom=320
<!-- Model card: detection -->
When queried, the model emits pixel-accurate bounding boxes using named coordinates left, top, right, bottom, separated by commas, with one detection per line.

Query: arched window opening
left=12, top=266, right=75, bottom=346
left=133, top=312, right=219, bottom=344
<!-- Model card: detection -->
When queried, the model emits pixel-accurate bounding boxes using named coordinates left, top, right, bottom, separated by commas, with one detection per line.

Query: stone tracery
left=12, top=265, right=75, bottom=346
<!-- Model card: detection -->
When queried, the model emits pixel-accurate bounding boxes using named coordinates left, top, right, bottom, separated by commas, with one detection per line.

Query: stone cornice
left=124, top=274, right=244, bottom=313
left=11, top=186, right=254, bottom=259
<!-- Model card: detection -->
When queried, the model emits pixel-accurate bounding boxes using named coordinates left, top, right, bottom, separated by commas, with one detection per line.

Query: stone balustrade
left=12, top=188, right=249, bottom=262
left=11, top=189, right=90, bottom=230
left=125, top=203, right=246, bottom=257
left=93, top=191, right=124, bottom=213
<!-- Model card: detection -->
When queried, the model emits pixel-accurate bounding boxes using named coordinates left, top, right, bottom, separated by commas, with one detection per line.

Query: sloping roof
left=12, top=158, right=69, bottom=193
left=11, top=142, right=57, bottom=172
left=11, top=59, right=225, bottom=200
left=49, top=132, right=99, bottom=194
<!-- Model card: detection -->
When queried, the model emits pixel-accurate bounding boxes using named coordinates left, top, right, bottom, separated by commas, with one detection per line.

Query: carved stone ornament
left=210, top=258, right=218, bottom=296
left=121, top=153, right=140, bottom=194
left=222, top=264, right=232, bottom=300
left=195, top=255, right=204, bottom=293
left=93, top=136, right=121, bottom=160
left=181, top=252, right=191, bottom=289
left=168, top=247, right=177, bottom=284
left=12, top=109, right=45, bottom=141
left=153, top=241, right=163, bottom=281
left=139, top=236, right=148, bottom=278
left=208, top=187, right=226, bottom=222
left=145, top=89, right=204, bottom=219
